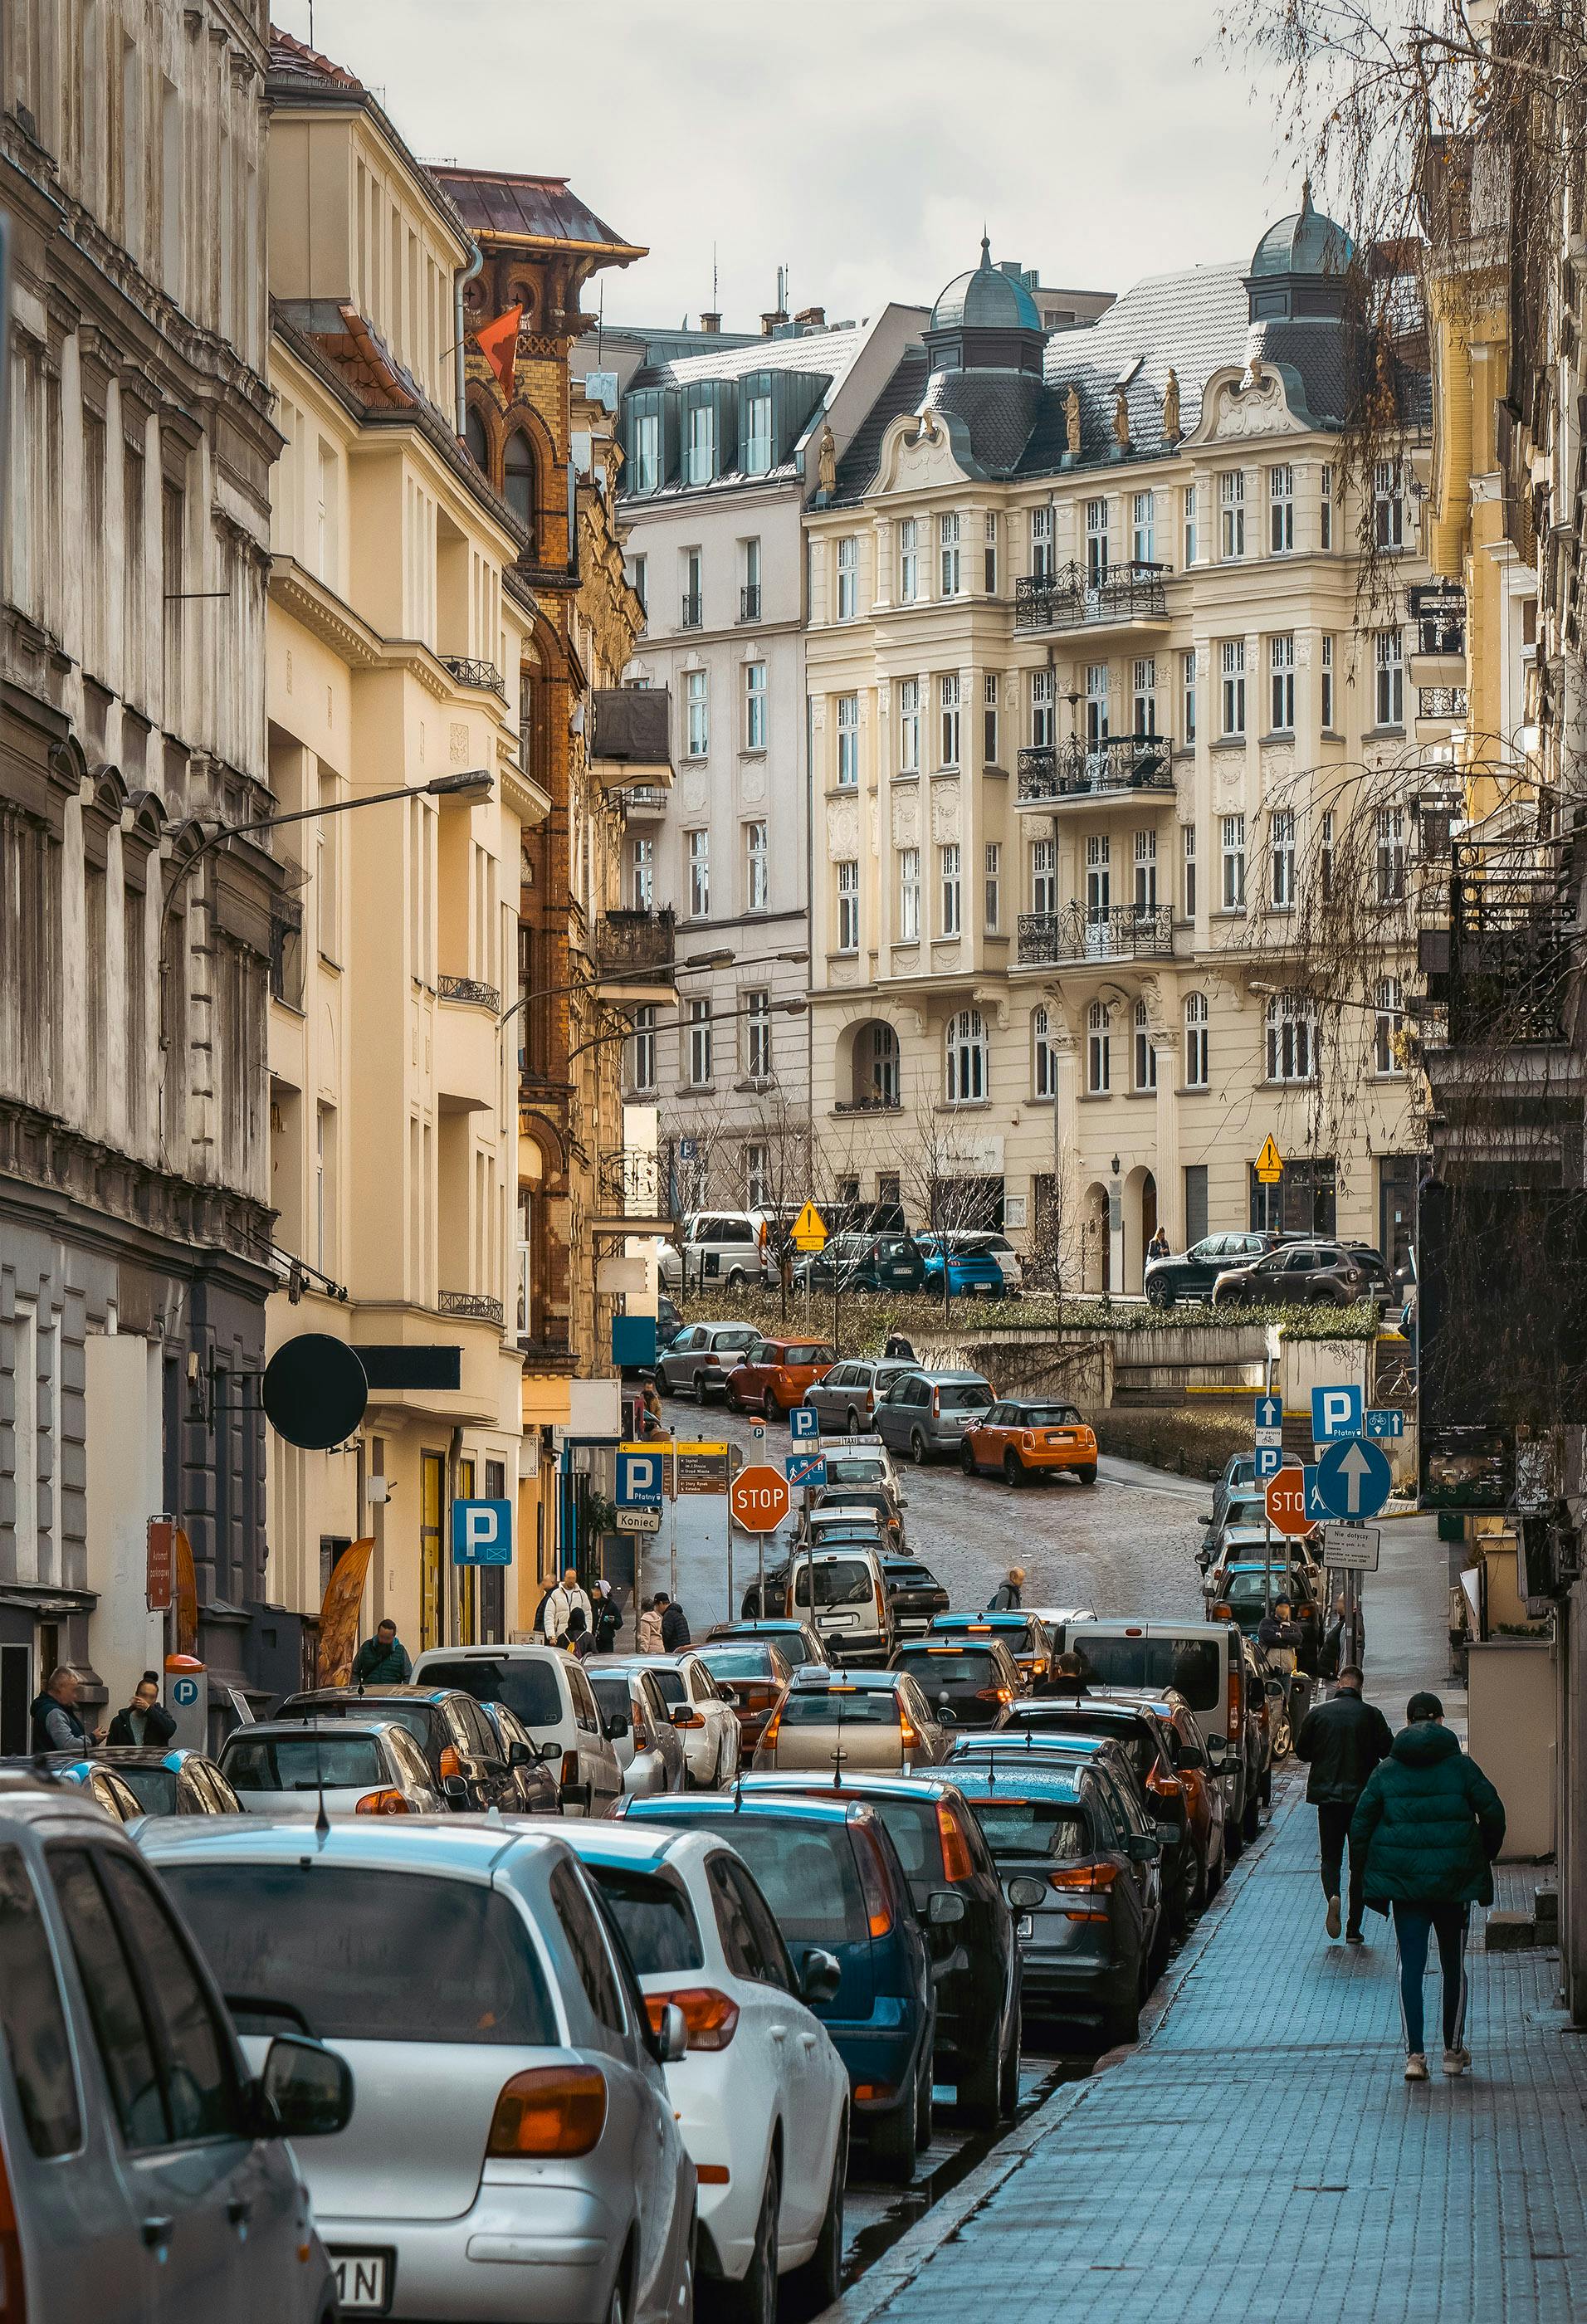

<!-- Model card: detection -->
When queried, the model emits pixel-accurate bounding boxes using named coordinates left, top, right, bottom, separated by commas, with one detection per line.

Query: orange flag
left=476, top=305, right=523, bottom=394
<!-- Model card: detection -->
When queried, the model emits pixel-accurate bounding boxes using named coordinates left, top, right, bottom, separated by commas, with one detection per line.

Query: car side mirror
left=442, top=1775, right=470, bottom=1804
left=1125, top=1833, right=1160, bottom=1863
left=934, top=1694, right=958, bottom=1726
left=652, top=2001, right=689, bottom=2064
left=253, top=2034, right=354, bottom=2139
left=535, top=1740, right=563, bottom=1765
left=799, top=1947, right=842, bottom=2004
left=507, top=1740, right=532, bottom=1768
left=927, top=1889, right=966, bottom=1926
left=603, top=1714, right=630, bottom=1741
left=1206, top=1739, right=1228, bottom=1766
left=1198, top=1513, right=1213, bottom=1526
left=1154, top=1821, right=1180, bottom=1849
left=1005, top=1874, right=1047, bottom=1910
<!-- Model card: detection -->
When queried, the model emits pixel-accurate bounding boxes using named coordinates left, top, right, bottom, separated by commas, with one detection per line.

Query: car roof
left=952, top=1731, right=1113, bottom=1759
left=1028, top=1606, right=1095, bottom=1623
left=707, top=1619, right=810, bottom=1634
left=90, top=1745, right=207, bottom=1768
left=949, top=1763, right=1083, bottom=1799
left=740, top=1771, right=960, bottom=1804
left=222, top=1717, right=404, bottom=1742
left=133, top=1814, right=572, bottom=1877
left=0, top=1768, right=132, bottom=1825
left=934, top=1610, right=1031, bottom=1627
left=282, top=1684, right=457, bottom=1702
left=789, top=1666, right=901, bottom=1691
left=625, top=1791, right=866, bottom=1828
left=553, top=1824, right=724, bottom=1876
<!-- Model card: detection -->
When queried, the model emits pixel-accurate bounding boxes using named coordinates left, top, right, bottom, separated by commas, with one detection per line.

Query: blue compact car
left=917, top=1238, right=1007, bottom=1297
left=620, top=1789, right=937, bottom=2180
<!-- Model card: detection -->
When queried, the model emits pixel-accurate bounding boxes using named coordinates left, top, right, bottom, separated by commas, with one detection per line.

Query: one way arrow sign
left=1316, top=1435, right=1392, bottom=1522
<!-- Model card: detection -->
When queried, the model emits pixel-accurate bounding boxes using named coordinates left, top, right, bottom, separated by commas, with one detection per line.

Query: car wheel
left=1076, top=1463, right=1098, bottom=1487
left=847, top=1407, right=862, bottom=1437
left=1002, top=1450, right=1024, bottom=1488
left=721, top=2152, right=779, bottom=2324
left=1145, top=1277, right=1174, bottom=1310
left=869, top=2084, right=918, bottom=2184
left=910, top=1429, right=930, bottom=1467
left=959, top=1439, right=977, bottom=1477
left=727, top=1267, right=748, bottom=1287
left=693, top=1374, right=710, bottom=1406
left=788, top=2121, right=845, bottom=2317
left=1100, top=1984, right=1140, bottom=2048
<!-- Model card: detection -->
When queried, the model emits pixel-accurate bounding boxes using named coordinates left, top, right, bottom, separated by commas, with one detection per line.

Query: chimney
left=794, top=305, right=826, bottom=329
left=699, top=311, right=721, bottom=334
left=760, top=309, right=789, bottom=338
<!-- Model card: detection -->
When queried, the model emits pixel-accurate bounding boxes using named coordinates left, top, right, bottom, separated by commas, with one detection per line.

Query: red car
left=724, top=1336, right=836, bottom=1414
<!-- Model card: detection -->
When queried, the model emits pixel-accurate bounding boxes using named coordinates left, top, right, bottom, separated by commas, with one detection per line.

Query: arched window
left=1033, top=1004, right=1057, bottom=1099
left=945, top=1008, right=989, bottom=1105
left=1184, top=991, right=1209, bottom=1087
left=854, top=1021, right=899, bottom=1108
left=1133, top=998, right=1157, bottom=1091
left=1086, top=1000, right=1111, bottom=1095
left=465, top=405, right=490, bottom=473
left=504, top=428, right=536, bottom=542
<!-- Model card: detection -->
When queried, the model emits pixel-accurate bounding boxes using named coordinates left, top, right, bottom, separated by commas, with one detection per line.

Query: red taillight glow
left=937, top=1802, right=974, bottom=1882
left=487, top=2066, right=607, bottom=2157
left=354, top=1788, right=412, bottom=1816
left=1021, top=1433, right=1036, bottom=1451
left=759, top=1705, right=784, bottom=1750
left=438, top=1745, right=462, bottom=1780
left=645, top=1987, right=740, bottom=2049
left=1050, top=1862, right=1118, bottom=1921
left=900, top=1713, right=920, bottom=1748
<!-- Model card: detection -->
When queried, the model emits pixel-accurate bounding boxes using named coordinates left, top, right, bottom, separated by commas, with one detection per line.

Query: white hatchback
left=637, top=1653, right=742, bottom=1789
left=564, top=1824, right=848, bottom=2317
left=411, top=1644, right=625, bottom=1818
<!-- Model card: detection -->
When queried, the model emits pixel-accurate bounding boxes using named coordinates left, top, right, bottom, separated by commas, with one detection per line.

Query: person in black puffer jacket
left=1295, top=1667, right=1394, bottom=1945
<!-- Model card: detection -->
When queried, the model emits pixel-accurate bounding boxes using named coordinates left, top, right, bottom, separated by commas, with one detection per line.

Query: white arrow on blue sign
left=1253, top=1394, right=1282, bottom=1434
left=789, top=1406, right=820, bottom=1443
left=617, top=1451, right=664, bottom=1508
left=1311, top=1385, right=1364, bottom=1442
left=1365, top=1408, right=1405, bottom=1439
left=1316, top=1435, right=1393, bottom=1522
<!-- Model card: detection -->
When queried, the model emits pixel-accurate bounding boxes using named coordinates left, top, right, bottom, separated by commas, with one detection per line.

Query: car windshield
left=960, top=1796, right=1090, bottom=1858
left=781, top=1687, right=899, bottom=1727
left=688, top=1816, right=867, bottom=1946
left=586, top=1867, right=705, bottom=1975
left=784, top=1346, right=831, bottom=1365
left=163, top=1863, right=556, bottom=2043
left=764, top=1631, right=820, bottom=1668
left=1227, top=1572, right=1308, bottom=1604
left=419, top=1656, right=564, bottom=1730
left=896, top=1647, right=1001, bottom=1688
left=1078, top=1636, right=1221, bottom=1713
left=798, top=1560, right=874, bottom=1608
left=825, top=1458, right=888, bottom=1490
left=936, top=1384, right=993, bottom=1412
left=222, top=1736, right=386, bottom=1791
left=696, top=1647, right=774, bottom=1680
left=110, top=1764, right=178, bottom=1814
left=1017, top=1406, right=1082, bottom=1428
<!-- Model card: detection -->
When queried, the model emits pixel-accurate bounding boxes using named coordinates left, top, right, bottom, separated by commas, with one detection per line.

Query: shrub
left=1091, top=1402, right=1253, bottom=1483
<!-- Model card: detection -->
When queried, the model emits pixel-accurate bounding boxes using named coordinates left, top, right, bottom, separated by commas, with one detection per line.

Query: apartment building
left=804, top=212, right=1426, bottom=1291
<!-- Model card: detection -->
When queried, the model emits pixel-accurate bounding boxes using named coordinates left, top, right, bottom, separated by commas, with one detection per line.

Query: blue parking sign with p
left=452, top=1499, right=512, bottom=1566
left=618, top=1452, right=664, bottom=1508
left=1311, top=1385, right=1363, bottom=1443
left=1254, top=1444, right=1282, bottom=1481
left=789, top=1406, right=820, bottom=1443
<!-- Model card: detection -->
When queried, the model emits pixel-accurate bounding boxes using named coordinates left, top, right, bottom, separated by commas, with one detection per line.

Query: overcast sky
left=273, top=1, right=1301, bottom=329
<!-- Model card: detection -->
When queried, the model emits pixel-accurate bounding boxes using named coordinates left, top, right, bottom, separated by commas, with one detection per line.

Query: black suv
left=1144, top=1230, right=1292, bottom=1307
left=274, top=1684, right=523, bottom=1810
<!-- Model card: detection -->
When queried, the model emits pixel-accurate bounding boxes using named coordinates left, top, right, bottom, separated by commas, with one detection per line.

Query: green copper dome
left=1250, top=186, right=1353, bottom=280
left=930, top=237, right=1043, bottom=334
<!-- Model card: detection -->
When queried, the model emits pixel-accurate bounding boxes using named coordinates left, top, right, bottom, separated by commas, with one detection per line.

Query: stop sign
left=1264, top=1465, right=1312, bottom=1536
left=729, top=1464, right=791, bottom=1532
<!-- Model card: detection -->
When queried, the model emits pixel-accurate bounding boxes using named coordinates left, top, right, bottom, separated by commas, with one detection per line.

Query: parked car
left=785, top=1545, right=893, bottom=1664
left=947, top=1758, right=1161, bottom=2046
left=789, top=1231, right=879, bottom=1291
left=754, top=1666, right=950, bottom=1774
left=1003, top=1696, right=1202, bottom=1931
left=958, top=1398, right=1098, bottom=1487
left=916, top=1236, right=1007, bottom=1299
left=620, top=1789, right=936, bottom=2180
left=820, top=1440, right=906, bottom=1502
left=0, top=1768, right=350, bottom=2322
left=476, top=1698, right=566, bottom=1815
left=1212, top=1241, right=1379, bottom=1310
left=220, top=1717, right=444, bottom=1817
left=1103, top=1687, right=1228, bottom=1909
left=1212, top=1451, right=1259, bottom=1531
left=561, top=1824, right=850, bottom=2313
left=1143, top=1228, right=1292, bottom=1308
left=792, top=1234, right=927, bottom=1294
left=144, top=1817, right=697, bottom=2324
left=659, top=1209, right=763, bottom=1289
left=637, top=1653, right=743, bottom=1789
left=801, top=1357, right=920, bottom=1437
left=692, top=1640, right=793, bottom=1755
left=890, top=1637, right=1024, bottom=1729
left=1073, top=1618, right=1258, bottom=1860
left=875, top=1369, right=995, bottom=1464
left=1028, top=1606, right=1099, bottom=1661
left=798, top=1482, right=907, bottom=1555
left=723, top=1335, right=837, bottom=1415
left=588, top=1660, right=688, bottom=1795
left=409, top=1645, right=627, bottom=1817
left=933, top=1228, right=1023, bottom=1294
left=656, top=1291, right=685, bottom=1349
left=81, top=1745, right=243, bottom=1818
left=880, top=1553, right=950, bottom=1638
left=276, top=1681, right=525, bottom=1814
left=1204, top=1560, right=1324, bottom=1635
left=18, top=1753, right=145, bottom=1823
left=927, top=1611, right=1055, bottom=1690
left=656, top=1320, right=762, bottom=1401
left=740, top=1773, right=1020, bottom=2126
left=703, top=1618, right=830, bottom=1672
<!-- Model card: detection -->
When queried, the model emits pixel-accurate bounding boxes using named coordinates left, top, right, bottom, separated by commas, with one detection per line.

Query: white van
left=785, top=1546, right=892, bottom=1667
left=1067, top=1616, right=1254, bottom=1856
left=410, top=1643, right=624, bottom=1816
left=657, top=1211, right=761, bottom=1291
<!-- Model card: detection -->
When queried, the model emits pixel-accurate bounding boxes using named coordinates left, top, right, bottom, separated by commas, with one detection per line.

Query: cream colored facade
left=261, top=37, right=547, bottom=1664
left=806, top=244, right=1426, bottom=1287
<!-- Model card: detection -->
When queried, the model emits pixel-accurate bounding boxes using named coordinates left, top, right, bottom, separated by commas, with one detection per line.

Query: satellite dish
left=262, top=1334, right=369, bottom=1451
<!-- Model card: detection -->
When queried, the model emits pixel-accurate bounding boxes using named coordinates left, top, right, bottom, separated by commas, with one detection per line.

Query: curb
left=818, top=1784, right=1303, bottom=2324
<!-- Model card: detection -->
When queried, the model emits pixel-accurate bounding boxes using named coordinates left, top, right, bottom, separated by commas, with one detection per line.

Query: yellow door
left=420, top=1452, right=445, bottom=1653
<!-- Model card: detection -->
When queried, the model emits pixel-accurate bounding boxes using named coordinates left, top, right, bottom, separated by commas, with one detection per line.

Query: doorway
left=421, top=1452, right=445, bottom=1652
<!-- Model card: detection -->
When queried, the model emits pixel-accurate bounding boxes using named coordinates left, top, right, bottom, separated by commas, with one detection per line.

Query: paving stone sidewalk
left=856, top=1793, right=1587, bottom=2324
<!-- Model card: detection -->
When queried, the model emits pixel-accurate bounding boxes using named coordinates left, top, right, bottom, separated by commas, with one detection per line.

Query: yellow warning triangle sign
left=791, top=1200, right=828, bottom=1252
left=1255, top=1134, right=1284, bottom=1184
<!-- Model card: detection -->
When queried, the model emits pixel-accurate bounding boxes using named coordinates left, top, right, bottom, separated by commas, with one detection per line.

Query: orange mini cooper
left=959, top=1397, right=1098, bottom=1487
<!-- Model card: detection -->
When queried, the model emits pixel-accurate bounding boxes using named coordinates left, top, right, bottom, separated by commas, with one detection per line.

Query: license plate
left=331, top=2249, right=394, bottom=2313
left=1015, top=1913, right=1033, bottom=1939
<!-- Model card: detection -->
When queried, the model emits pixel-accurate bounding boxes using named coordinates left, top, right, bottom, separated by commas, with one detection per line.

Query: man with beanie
left=1350, top=1691, right=1506, bottom=2082
left=1295, top=1665, right=1393, bottom=1943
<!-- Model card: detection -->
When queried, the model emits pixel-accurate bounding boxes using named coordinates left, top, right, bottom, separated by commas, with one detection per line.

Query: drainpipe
left=455, top=240, right=483, bottom=440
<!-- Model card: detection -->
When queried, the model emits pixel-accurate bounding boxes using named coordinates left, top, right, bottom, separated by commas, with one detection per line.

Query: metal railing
left=1014, top=558, right=1170, bottom=632
left=681, top=593, right=702, bottom=629
left=1439, top=841, right=1576, bottom=1045
left=620, top=784, right=670, bottom=811
left=598, top=1145, right=667, bottom=1215
left=594, top=906, right=677, bottom=978
left=440, top=656, right=505, bottom=694
left=437, top=973, right=501, bottom=1010
left=1017, top=902, right=1175, bottom=966
left=438, top=1289, right=505, bottom=1325
left=1017, top=734, right=1177, bottom=803
left=1419, top=687, right=1469, bottom=720
left=740, top=584, right=761, bottom=622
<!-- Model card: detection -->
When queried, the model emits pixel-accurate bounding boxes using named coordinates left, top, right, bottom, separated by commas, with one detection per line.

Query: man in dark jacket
left=657, top=1593, right=691, bottom=1652
left=1295, top=1666, right=1393, bottom=1943
left=29, top=1667, right=104, bottom=1753
left=106, top=1672, right=178, bottom=1749
left=1351, top=1691, right=1506, bottom=2082
left=989, top=1567, right=1025, bottom=1611
left=352, top=1620, right=413, bottom=1687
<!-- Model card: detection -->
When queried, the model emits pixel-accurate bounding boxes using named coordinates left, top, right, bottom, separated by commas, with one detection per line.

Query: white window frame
left=1271, top=807, right=1296, bottom=908
left=745, top=819, right=769, bottom=913
left=939, top=672, right=961, bottom=767
left=1321, top=462, right=1335, bottom=549
left=984, top=841, right=1001, bottom=932
left=1321, top=633, right=1336, bottom=730
left=1085, top=496, right=1110, bottom=584
left=1133, top=827, right=1157, bottom=912
left=1031, top=666, right=1055, bottom=749
left=835, top=858, right=860, bottom=952
left=1131, top=490, right=1155, bottom=566
left=1085, top=831, right=1111, bottom=920
left=631, top=1004, right=657, bottom=1091
left=1132, top=656, right=1157, bottom=736
left=687, top=996, right=713, bottom=1085
left=1269, top=464, right=1295, bottom=554
left=1220, top=640, right=1247, bottom=736
left=744, top=659, right=767, bottom=749
left=898, top=676, right=920, bottom=774
left=1182, top=648, right=1197, bottom=745
left=1030, top=504, right=1054, bottom=581
left=744, top=394, right=773, bottom=476
left=686, top=400, right=715, bottom=487
left=983, top=671, right=1000, bottom=764
left=898, top=846, right=920, bottom=940
left=1374, top=975, right=1404, bottom=1073
left=1086, top=999, right=1111, bottom=1094
left=1219, top=470, right=1247, bottom=559
left=1376, top=804, right=1406, bottom=901
left=1269, top=633, right=1296, bottom=731
left=687, top=827, right=710, bottom=919
left=984, top=510, right=999, bottom=593
left=836, top=535, right=859, bottom=621
left=836, top=692, right=860, bottom=787
left=1031, top=835, right=1057, bottom=916
left=1183, top=482, right=1198, bottom=566
left=745, top=989, right=773, bottom=1080
left=1265, top=992, right=1316, bottom=1083
left=1375, top=629, right=1404, bottom=727
left=633, top=411, right=660, bottom=494
left=1374, top=459, right=1405, bottom=549
left=1085, top=662, right=1110, bottom=744
left=938, top=511, right=961, bottom=597
left=1182, top=822, right=1197, bottom=920
left=945, top=1008, right=988, bottom=1104
left=685, top=666, right=709, bottom=758
left=1134, top=998, right=1157, bottom=1091
left=630, top=836, right=653, bottom=912
left=1184, top=991, right=1209, bottom=1088
left=1220, top=812, right=1245, bottom=910
left=898, top=516, right=920, bottom=603
left=1033, top=1003, right=1058, bottom=1099
left=940, top=842, right=962, bottom=936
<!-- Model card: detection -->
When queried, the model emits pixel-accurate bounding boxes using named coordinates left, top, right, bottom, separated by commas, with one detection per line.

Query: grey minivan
left=0, top=1767, right=350, bottom=2323
left=874, top=1369, right=994, bottom=1464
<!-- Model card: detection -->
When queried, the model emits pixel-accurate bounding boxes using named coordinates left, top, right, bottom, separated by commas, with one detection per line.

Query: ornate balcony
left=681, top=593, right=702, bottom=629
left=1016, top=733, right=1177, bottom=808
left=1017, top=902, right=1175, bottom=967
left=740, top=584, right=761, bottom=622
left=437, top=973, right=501, bottom=1010
left=438, top=1289, right=505, bottom=1326
left=1418, top=687, right=1468, bottom=720
left=1013, top=559, right=1170, bottom=633
left=594, top=906, right=676, bottom=981
left=440, top=655, right=505, bottom=695
left=591, top=1145, right=672, bottom=1238
left=620, top=784, right=670, bottom=819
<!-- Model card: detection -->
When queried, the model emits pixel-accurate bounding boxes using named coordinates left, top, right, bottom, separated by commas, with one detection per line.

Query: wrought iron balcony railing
left=440, top=655, right=505, bottom=694
left=438, top=1289, right=505, bottom=1325
left=1014, top=558, right=1170, bottom=632
left=681, top=593, right=702, bottom=628
left=740, top=584, right=761, bottom=622
left=437, top=973, right=501, bottom=1010
left=594, top=906, right=676, bottom=979
left=1017, top=734, right=1176, bottom=804
left=1420, top=839, right=1576, bottom=1046
left=1408, top=581, right=1465, bottom=658
left=620, top=784, right=670, bottom=811
left=1017, top=902, right=1175, bottom=967
left=598, top=1145, right=668, bottom=1217
left=1419, top=687, right=1469, bottom=720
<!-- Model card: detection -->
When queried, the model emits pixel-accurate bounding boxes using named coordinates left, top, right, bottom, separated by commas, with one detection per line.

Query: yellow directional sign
left=1255, top=1134, right=1284, bottom=1185
left=791, top=1199, right=828, bottom=1252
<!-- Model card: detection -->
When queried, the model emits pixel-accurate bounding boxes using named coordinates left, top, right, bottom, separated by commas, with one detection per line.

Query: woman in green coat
left=1350, top=1692, right=1506, bottom=2084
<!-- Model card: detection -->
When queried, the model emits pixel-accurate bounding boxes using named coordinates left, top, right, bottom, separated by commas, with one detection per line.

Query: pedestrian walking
left=989, top=1566, right=1025, bottom=1610
left=352, top=1618, right=413, bottom=1687
left=1351, top=1690, right=1506, bottom=2082
left=636, top=1598, right=665, bottom=1654
left=1294, top=1665, right=1393, bottom=1944
left=29, top=1667, right=105, bottom=1753
left=541, top=1567, right=593, bottom=1648
left=593, top=1579, right=623, bottom=1654
left=106, top=1672, right=177, bottom=1748
left=1147, top=1225, right=1170, bottom=1262
left=657, top=1590, right=691, bottom=1652
left=564, top=1608, right=596, bottom=1661
left=884, top=1331, right=916, bottom=1361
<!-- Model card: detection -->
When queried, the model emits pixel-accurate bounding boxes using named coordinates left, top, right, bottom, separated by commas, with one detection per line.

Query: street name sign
left=1323, top=1522, right=1381, bottom=1572
left=790, top=1201, right=828, bottom=1253
left=1265, top=1467, right=1313, bottom=1536
left=1316, top=1436, right=1392, bottom=1522
left=1255, top=1135, right=1284, bottom=1184
left=1311, top=1385, right=1364, bottom=1443
left=615, top=1508, right=662, bottom=1534
left=729, top=1465, right=791, bottom=1531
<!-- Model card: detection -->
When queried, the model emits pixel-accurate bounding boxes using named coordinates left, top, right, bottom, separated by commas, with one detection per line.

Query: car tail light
left=561, top=1751, right=580, bottom=1789
left=1022, top=1433, right=1036, bottom=1451
left=0, top=2119, right=27, bottom=2322
left=931, top=1390, right=941, bottom=1417
left=1227, top=1661, right=1242, bottom=1750
left=487, top=2066, right=607, bottom=2157
left=438, top=1745, right=462, bottom=1780
left=975, top=1687, right=1013, bottom=1705
left=632, top=1716, right=652, bottom=1751
left=645, top=1987, right=740, bottom=2050
left=697, top=2165, right=730, bottom=2185
left=936, top=1801, right=974, bottom=1882
left=1049, top=1861, right=1118, bottom=1920
left=674, top=1708, right=705, bottom=1730
left=852, top=2082, right=896, bottom=2103
left=852, top=1827, right=896, bottom=1938
left=899, top=1712, right=920, bottom=1748
left=759, top=1703, right=784, bottom=1750
left=355, top=1788, right=412, bottom=1816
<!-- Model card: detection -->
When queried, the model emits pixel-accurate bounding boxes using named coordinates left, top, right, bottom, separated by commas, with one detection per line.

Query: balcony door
left=1085, top=835, right=1111, bottom=950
